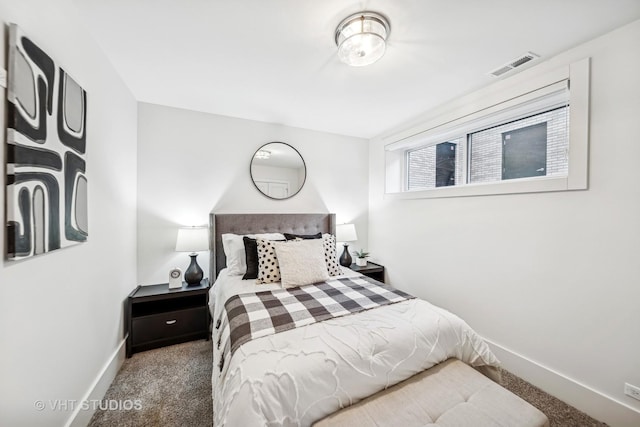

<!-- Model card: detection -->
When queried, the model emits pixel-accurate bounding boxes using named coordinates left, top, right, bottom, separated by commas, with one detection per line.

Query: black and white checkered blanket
left=215, top=276, right=414, bottom=372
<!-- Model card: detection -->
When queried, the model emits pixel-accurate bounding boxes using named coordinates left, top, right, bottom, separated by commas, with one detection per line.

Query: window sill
left=385, top=175, right=587, bottom=200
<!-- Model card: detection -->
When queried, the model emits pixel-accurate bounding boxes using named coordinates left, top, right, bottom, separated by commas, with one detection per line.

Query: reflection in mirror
left=250, top=142, right=306, bottom=199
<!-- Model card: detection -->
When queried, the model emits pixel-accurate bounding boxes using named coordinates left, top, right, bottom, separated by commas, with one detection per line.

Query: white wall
left=369, top=20, right=640, bottom=426
left=137, top=103, right=369, bottom=286
left=0, top=1, right=138, bottom=426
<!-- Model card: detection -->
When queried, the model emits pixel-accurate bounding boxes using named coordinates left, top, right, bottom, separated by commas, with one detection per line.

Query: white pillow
left=274, top=239, right=329, bottom=288
left=221, top=233, right=285, bottom=275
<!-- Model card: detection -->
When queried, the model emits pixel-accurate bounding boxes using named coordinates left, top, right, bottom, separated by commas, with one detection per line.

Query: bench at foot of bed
left=314, top=358, right=549, bottom=427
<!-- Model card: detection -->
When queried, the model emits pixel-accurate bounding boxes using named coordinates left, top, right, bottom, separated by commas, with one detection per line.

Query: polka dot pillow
left=256, top=238, right=283, bottom=284
left=323, top=234, right=342, bottom=276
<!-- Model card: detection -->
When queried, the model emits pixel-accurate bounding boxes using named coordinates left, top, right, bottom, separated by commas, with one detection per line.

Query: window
left=469, top=106, right=569, bottom=183
left=384, top=58, right=589, bottom=198
left=401, top=97, right=569, bottom=192
left=407, top=138, right=463, bottom=190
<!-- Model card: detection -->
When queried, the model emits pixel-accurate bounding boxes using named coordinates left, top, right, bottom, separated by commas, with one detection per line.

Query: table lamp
left=336, top=223, right=357, bottom=267
left=175, top=226, right=209, bottom=285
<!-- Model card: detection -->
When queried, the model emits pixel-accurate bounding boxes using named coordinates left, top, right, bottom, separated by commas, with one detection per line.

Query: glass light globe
left=338, top=33, right=387, bottom=67
left=335, top=12, right=390, bottom=67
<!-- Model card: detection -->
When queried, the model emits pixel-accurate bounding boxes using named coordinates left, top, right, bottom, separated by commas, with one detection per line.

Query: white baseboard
left=64, top=338, right=127, bottom=427
left=485, top=338, right=640, bottom=427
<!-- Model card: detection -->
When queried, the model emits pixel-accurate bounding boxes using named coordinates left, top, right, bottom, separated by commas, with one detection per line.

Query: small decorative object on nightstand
left=336, top=223, right=358, bottom=267
left=175, top=226, right=209, bottom=285
left=126, top=280, right=210, bottom=358
left=350, top=261, right=385, bottom=283
left=354, top=249, right=370, bottom=267
left=168, top=267, right=183, bottom=289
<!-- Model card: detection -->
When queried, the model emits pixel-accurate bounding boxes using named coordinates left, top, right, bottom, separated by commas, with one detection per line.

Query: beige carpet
left=88, top=340, right=213, bottom=427
left=89, top=340, right=606, bottom=427
left=500, top=369, right=607, bottom=427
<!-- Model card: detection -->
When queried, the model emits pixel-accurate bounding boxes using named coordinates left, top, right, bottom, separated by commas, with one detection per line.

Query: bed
left=208, top=213, right=502, bottom=426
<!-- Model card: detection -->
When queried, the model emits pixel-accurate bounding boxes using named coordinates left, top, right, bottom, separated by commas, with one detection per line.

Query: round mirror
left=250, top=142, right=306, bottom=200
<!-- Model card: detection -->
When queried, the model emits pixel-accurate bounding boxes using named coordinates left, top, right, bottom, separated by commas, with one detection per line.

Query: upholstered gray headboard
left=209, top=213, right=336, bottom=279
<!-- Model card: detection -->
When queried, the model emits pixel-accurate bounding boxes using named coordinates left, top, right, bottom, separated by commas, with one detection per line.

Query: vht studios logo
left=34, top=399, right=142, bottom=411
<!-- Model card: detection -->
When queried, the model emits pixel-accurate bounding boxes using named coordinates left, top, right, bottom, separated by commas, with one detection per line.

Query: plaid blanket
left=215, top=276, right=415, bottom=372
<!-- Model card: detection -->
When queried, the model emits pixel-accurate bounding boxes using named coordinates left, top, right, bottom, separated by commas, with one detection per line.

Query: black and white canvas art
left=6, top=23, right=88, bottom=260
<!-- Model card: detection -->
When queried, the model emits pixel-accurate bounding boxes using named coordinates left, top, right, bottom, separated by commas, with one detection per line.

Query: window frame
left=384, top=58, right=589, bottom=199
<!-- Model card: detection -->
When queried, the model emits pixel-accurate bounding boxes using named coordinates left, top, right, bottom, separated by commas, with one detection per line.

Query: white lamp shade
left=336, top=223, right=358, bottom=242
left=175, top=227, right=209, bottom=252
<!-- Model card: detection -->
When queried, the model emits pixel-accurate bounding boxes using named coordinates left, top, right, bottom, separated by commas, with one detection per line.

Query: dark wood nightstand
left=126, top=280, right=210, bottom=358
left=350, top=262, right=385, bottom=283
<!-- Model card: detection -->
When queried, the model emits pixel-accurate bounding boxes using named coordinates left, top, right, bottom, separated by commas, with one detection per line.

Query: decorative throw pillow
left=242, top=237, right=259, bottom=280
left=256, top=238, right=283, bottom=284
left=323, top=234, right=342, bottom=276
left=283, top=232, right=322, bottom=240
left=222, top=233, right=285, bottom=276
left=275, top=239, right=329, bottom=288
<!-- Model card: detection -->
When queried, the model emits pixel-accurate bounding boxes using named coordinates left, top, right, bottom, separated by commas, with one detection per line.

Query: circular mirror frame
left=250, top=142, right=307, bottom=200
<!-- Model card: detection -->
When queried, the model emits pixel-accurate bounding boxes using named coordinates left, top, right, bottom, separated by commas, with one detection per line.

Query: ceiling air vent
left=489, top=52, right=540, bottom=77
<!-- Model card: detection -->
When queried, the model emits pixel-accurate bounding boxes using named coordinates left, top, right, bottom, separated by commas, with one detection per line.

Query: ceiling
left=73, top=0, right=640, bottom=139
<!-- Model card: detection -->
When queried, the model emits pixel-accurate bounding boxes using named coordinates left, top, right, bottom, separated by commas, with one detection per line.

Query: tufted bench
left=314, top=358, right=549, bottom=427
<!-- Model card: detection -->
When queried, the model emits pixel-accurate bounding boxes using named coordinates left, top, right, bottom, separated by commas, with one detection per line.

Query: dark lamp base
left=184, top=253, right=204, bottom=285
left=339, top=243, right=352, bottom=267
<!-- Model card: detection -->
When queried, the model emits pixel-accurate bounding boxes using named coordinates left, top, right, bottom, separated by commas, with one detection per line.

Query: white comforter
left=209, top=269, right=500, bottom=427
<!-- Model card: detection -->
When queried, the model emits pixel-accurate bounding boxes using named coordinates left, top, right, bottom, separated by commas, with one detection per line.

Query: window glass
left=407, top=138, right=464, bottom=190
left=469, top=106, right=569, bottom=183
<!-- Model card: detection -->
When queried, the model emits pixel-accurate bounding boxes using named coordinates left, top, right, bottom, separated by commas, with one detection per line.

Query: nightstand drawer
left=132, top=307, right=207, bottom=346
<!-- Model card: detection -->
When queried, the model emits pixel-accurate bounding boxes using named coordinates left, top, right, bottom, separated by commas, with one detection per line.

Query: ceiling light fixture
left=335, top=11, right=390, bottom=67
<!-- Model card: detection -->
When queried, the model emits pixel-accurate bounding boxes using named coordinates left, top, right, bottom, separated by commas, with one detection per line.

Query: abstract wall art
left=6, top=23, right=88, bottom=260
